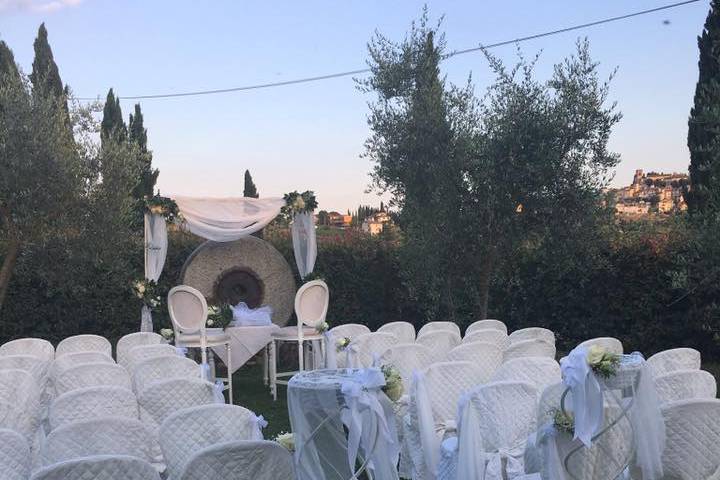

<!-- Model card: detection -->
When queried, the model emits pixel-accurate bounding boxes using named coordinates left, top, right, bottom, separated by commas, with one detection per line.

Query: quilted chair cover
left=49, top=386, right=138, bottom=431
left=417, top=321, right=461, bottom=339
left=30, top=454, right=161, bottom=480
left=0, top=428, right=31, bottom=480
left=329, top=324, right=371, bottom=368
left=116, top=332, right=163, bottom=368
left=377, top=321, right=416, bottom=344
left=125, top=344, right=179, bottom=376
left=647, top=348, right=701, bottom=378
left=41, top=416, right=155, bottom=467
left=160, top=404, right=265, bottom=480
left=0, top=369, right=42, bottom=442
left=462, top=329, right=510, bottom=350
left=491, top=357, right=561, bottom=393
left=56, top=334, right=112, bottom=358
left=416, top=330, right=461, bottom=361
left=660, top=399, right=720, bottom=480
left=508, top=327, right=555, bottom=346
left=577, top=337, right=624, bottom=355
left=654, top=369, right=717, bottom=406
left=346, top=332, right=399, bottom=368
left=132, top=355, right=201, bottom=395
left=503, top=339, right=556, bottom=362
left=52, top=351, right=114, bottom=380
left=0, top=338, right=54, bottom=362
left=55, top=363, right=132, bottom=397
left=445, top=341, right=503, bottom=383
left=465, top=319, right=507, bottom=336
left=178, top=440, right=294, bottom=480
left=0, top=355, right=51, bottom=417
left=137, top=378, right=216, bottom=435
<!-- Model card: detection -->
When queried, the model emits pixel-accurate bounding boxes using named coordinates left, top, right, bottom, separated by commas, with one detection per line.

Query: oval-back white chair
left=508, top=327, right=555, bottom=345
left=53, top=351, right=115, bottom=379
left=491, top=357, right=561, bottom=393
left=328, top=323, right=370, bottom=341
left=41, top=417, right=155, bottom=467
left=0, top=428, right=30, bottom=480
left=160, top=404, right=264, bottom=480
left=49, top=386, right=138, bottom=431
left=179, top=440, right=295, bottom=480
left=416, top=330, right=461, bottom=360
left=445, top=341, right=503, bottom=383
left=0, top=338, right=54, bottom=362
left=647, top=348, right=701, bottom=378
left=465, top=319, right=507, bottom=336
left=379, top=343, right=435, bottom=391
left=132, top=355, right=201, bottom=395
left=462, top=329, right=510, bottom=350
left=30, top=454, right=161, bottom=480
left=55, top=363, right=132, bottom=397
left=346, top=332, right=399, bottom=368
left=577, top=337, right=624, bottom=355
left=137, top=378, right=217, bottom=432
left=654, top=369, right=717, bottom=405
left=417, top=321, right=461, bottom=339
left=116, top=332, right=163, bottom=368
left=56, top=335, right=112, bottom=358
left=504, top=339, right=556, bottom=362
left=378, top=321, right=416, bottom=344
left=124, top=344, right=178, bottom=376
left=660, top=399, right=720, bottom=480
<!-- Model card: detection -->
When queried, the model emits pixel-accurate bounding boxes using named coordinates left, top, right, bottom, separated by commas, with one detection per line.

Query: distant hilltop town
left=611, top=169, right=689, bottom=217
left=316, top=205, right=396, bottom=236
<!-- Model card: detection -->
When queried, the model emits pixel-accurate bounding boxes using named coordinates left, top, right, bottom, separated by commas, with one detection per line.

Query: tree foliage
left=243, top=170, right=259, bottom=198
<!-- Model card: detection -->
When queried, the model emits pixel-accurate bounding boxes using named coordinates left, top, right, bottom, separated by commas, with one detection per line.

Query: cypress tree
left=30, top=24, right=64, bottom=100
left=243, top=170, right=259, bottom=198
left=101, top=88, right=127, bottom=146
left=688, top=0, right=720, bottom=214
left=0, top=41, right=20, bottom=83
left=129, top=104, right=148, bottom=152
left=129, top=104, right=158, bottom=199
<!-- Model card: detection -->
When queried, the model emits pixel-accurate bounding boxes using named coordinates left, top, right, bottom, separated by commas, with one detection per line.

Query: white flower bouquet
left=336, top=336, right=351, bottom=352
left=381, top=364, right=404, bottom=402
left=275, top=432, right=295, bottom=452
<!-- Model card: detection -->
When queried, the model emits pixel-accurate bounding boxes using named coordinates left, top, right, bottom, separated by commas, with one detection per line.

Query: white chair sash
left=560, top=346, right=603, bottom=447
left=629, top=356, right=665, bottom=480
left=324, top=331, right=337, bottom=369
left=413, top=370, right=441, bottom=477
left=251, top=414, right=268, bottom=440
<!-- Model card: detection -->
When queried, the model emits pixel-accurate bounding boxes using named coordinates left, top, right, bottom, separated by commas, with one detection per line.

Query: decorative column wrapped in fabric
left=141, top=212, right=168, bottom=332
left=291, top=212, right=317, bottom=279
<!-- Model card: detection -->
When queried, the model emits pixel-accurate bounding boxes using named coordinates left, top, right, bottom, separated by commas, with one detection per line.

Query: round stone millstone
left=180, top=236, right=296, bottom=327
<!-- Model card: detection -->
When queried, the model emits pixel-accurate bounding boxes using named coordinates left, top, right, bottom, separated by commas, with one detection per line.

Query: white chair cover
left=0, top=338, right=54, bottom=362
left=137, top=378, right=217, bottom=433
left=179, top=440, right=295, bottom=480
left=0, top=428, right=30, bottom=480
left=466, top=319, right=507, bottom=335
left=378, top=321, right=416, bottom=344
left=491, top=357, right=561, bottom=393
left=30, top=454, right=161, bottom=480
left=504, top=339, right=556, bottom=361
left=577, top=337, right=624, bottom=355
left=160, top=404, right=266, bottom=480
left=56, top=335, right=112, bottom=358
left=654, top=369, right=717, bottom=405
left=379, top=343, right=435, bottom=391
left=124, top=344, right=178, bottom=375
left=346, top=332, right=399, bottom=368
left=55, top=363, right=132, bottom=397
left=0, top=369, right=42, bottom=443
left=416, top=330, right=461, bottom=360
left=52, top=351, right=115, bottom=379
left=329, top=324, right=371, bottom=368
left=445, top=341, right=503, bottom=383
left=132, top=355, right=201, bottom=395
left=647, top=348, right=701, bottom=378
left=49, top=386, right=138, bottom=431
left=116, top=332, right=163, bottom=368
left=0, top=354, right=49, bottom=383
left=417, top=321, right=461, bottom=339
left=508, top=327, right=555, bottom=346
left=462, top=329, right=510, bottom=350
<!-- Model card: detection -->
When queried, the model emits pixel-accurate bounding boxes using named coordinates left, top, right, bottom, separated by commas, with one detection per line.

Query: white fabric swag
left=141, top=212, right=168, bottom=332
left=291, top=212, right=317, bottom=279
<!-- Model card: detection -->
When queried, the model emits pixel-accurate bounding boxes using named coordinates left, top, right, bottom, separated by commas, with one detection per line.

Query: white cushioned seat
left=30, top=454, right=161, bottom=480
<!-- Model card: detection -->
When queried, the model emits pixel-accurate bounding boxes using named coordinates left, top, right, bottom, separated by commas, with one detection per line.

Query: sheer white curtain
left=291, top=212, right=317, bottom=279
left=141, top=212, right=168, bottom=332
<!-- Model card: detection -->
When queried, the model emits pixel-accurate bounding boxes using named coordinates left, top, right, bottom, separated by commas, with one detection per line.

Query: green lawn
left=230, top=363, right=290, bottom=439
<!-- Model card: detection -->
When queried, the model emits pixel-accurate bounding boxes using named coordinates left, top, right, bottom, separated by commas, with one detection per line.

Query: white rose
left=587, top=345, right=605, bottom=366
left=293, top=197, right=306, bottom=210
left=207, top=319, right=215, bottom=327
left=160, top=329, right=174, bottom=340
left=275, top=432, right=295, bottom=452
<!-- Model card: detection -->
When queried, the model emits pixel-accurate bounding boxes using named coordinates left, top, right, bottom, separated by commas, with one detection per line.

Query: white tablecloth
left=212, top=325, right=278, bottom=373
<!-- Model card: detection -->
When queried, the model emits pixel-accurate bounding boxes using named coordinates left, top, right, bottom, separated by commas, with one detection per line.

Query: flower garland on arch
left=282, top=191, right=318, bottom=216
left=144, top=194, right=181, bottom=223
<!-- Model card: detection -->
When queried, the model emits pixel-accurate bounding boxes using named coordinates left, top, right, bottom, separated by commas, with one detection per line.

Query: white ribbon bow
left=251, top=414, right=268, bottom=440
left=345, top=344, right=360, bottom=369
left=175, top=347, right=188, bottom=357
left=561, top=346, right=603, bottom=447
left=483, top=443, right=526, bottom=480
left=213, top=380, right=225, bottom=404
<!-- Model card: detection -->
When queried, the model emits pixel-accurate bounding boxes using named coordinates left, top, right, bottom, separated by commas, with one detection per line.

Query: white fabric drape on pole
left=174, top=196, right=285, bottom=242
left=141, top=212, right=168, bottom=332
left=291, top=212, right=317, bottom=279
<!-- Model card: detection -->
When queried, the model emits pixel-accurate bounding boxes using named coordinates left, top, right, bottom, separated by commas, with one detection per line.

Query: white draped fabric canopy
left=141, top=212, right=169, bottom=332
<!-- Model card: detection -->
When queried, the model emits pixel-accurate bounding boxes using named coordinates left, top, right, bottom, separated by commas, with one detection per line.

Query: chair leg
left=298, top=340, right=304, bottom=372
left=270, top=340, right=277, bottom=401
left=201, top=347, right=208, bottom=380
left=263, top=346, right=269, bottom=386
left=226, top=343, right=233, bottom=405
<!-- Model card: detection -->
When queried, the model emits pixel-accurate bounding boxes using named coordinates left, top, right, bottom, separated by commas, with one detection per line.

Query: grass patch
left=230, top=362, right=290, bottom=439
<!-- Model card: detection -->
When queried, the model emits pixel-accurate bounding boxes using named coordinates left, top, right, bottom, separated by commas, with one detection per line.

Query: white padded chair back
left=53, top=351, right=114, bottom=379
left=56, top=335, right=111, bottom=358
left=416, top=330, right=461, bottom=360
left=30, top=454, right=161, bottom=480
left=654, top=369, right=717, bottom=405
left=0, top=369, right=42, bottom=441
left=660, top=399, right=720, bottom=479
left=379, top=343, right=435, bottom=390
left=295, top=280, right=329, bottom=328
left=55, top=363, right=132, bottom=397
left=132, top=355, right=201, bottom=395
left=647, top=348, right=701, bottom=378
left=491, top=357, right=561, bottom=393
left=378, top=321, right=416, bottom=344
left=125, top=344, right=178, bottom=375
left=116, top=332, right=163, bottom=368
left=508, top=327, right=555, bottom=345
left=348, top=332, right=399, bottom=368
left=49, top=386, right=138, bottom=431
left=417, top=321, right=461, bottom=339
left=578, top=337, right=623, bottom=355
left=466, top=319, right=507, bottom=335
left=168, top=285, right=208, bottom=334
left=0, top=428, right=30, bottom=480
left=137, top=378, right=216, bottom=429
left=422, top=361, right=485, bottom=423
left=0, top=338, right=54, bottom=362
left=179, top=440, right=295, bottom=480
left=328, top=323, right=370, bottom=340
left=462, top=329, right=510, bottom=350
left=0, top=354, right=50, bottom=384
left=504, top=339, right=556, bottom=361
left=445, top=341, right=503, bottom=383
left=160, top=404, right=263, bottom=480
left=42, top=417, right=154, bottom=467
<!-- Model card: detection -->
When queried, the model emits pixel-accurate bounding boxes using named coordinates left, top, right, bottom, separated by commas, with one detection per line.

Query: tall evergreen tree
left=129, top=104, right=158, bottom=199
left=101, top=88, right=127, bottom=146
left=243, top=170, right=259, bottom=198
left=29, top=24, right=64, bottom=100
left=129, top=104, right=148, bottom=152
left=0, top=41, right=20, bottom=83
left=688, top=0, right=720, bottom=214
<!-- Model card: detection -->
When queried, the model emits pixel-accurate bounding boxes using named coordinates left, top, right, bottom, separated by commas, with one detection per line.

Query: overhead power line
left=78, top=0, right=702, bottom=101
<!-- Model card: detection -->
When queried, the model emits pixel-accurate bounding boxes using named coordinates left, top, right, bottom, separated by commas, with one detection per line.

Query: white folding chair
left=132, top=355, right=201, bottom=395
left=52, top=351, right=115, bottom=379
left=56, top=334, right=112, bottom=358
left=417, top=321, right=461, bottom=339
left=116, top=332, right=163, bottom=368
left=504, top=339, right=556, bottom=361
left=160, top=404, right=265, bottom=480
left=491, top=357, right=561, bottom=393
left=654, top=369, right=717, bottom=405
left=168, top=285, right=233, bottom=404
left=508, top=327, right=555, bottom=346
left=0, top=338, right=54, bottom=362
left=647, top=348, right=701, bottom=378
left=137, top=378, right=217, bottom=434
left=124, top=344, right=178, bottom=376
left=462, top=328, right=510, bottom=350
left=55, top=363, right=132, bottom=397
left=445, top=341, right=503, bottom=383
left=49, top=386, right=138, bottom=431
left=270, top=280, right=329, bottom=400
left=346, top=332, right=399, bottom=368
left=378, top=321, right=416, bottom=344
left=416, top=330, right=461, bottom=360
left=178, top=440, right=294, bottom=480
left=30, top=454, right=161, bottom=480
left=0, top=428, right=30, bottom=480
left=465, top=319, right=507, bottom=336
left=578, top=337, right=624, bottom=355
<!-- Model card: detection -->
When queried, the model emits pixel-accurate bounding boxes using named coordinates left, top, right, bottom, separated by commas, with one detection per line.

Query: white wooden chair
left=0, top=428, right=30, bottom=480
left=116, top=332, right=163, bottom=368
left=504, top=339, right=556, bottom=362
left=30, top=454, right=161, bottom=480
left=49, top=386, right=138, bottom=431
left=647, top=348, right=701, bottom=378
left=55, top=363, right=132, bottom=397
left=578, top=337, right=624, bottom=355
left=345, top=331, right=399, bottom=368
left=416, top=330, right=461, bottom=360
left=270, top=280, right=329, bottom=400
left=417, top=321, right=461, bottom=339
left=378, top=321, right=416, bottom=344
left=491, top=357, right=561, bottom=393
left=462, top=328, right=510, bottom=350
left=0, top=338, right=54, bottom=362
left=132, top=355, right=201, bottom=395
left=508, top=327, right=555, bottom=346
left=56, top=334, right=112, bottom=358
left=465, top=319, right=507, bottom=336
left=178, top=440, right=294, bottom=480
left=445, top=341, right=503, bottom=383
left=168, top=285, right=233, bottom=404
left=654, top=369, right=717, bottom=405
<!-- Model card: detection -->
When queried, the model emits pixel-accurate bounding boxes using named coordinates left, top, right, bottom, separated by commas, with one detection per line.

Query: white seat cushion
left=271, top=326, right=321, bottom=339
left=176, top=332, right=231, bottom=345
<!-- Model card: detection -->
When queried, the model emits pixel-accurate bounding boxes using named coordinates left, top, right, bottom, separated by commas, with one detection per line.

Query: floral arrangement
left=552, top=408, right=575, bottom=435
left=587, top=345, right=621, bottom=379
left=132, top=279, right=162, bottom=309
left=316, top=321, right=329, bottom=334
left=160, top=328, right=174, bottom=342
left=381, top=364, right=404, bottom=402
left=275, top=432, right=295, bottom=452
left=207, top=304, right=233, bottom=329
left=283, top=190, right=318, bottom=216
left=336, top=336, right=351, bottom=352
left=144, top=194, right=181, bottom=223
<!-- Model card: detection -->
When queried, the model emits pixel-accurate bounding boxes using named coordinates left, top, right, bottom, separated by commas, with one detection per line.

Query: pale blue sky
left=0, top=0, right=710, bottom=211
